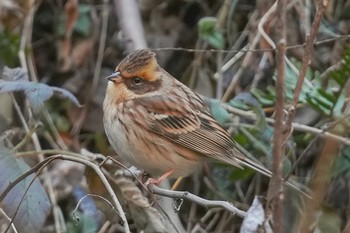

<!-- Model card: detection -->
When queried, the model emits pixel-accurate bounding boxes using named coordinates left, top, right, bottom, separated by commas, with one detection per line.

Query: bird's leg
left=145, top=169, right=174, bottom=186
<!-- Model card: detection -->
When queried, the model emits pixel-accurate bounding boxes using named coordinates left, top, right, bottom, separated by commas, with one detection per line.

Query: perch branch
left=148, top=184, right=246, bottom=218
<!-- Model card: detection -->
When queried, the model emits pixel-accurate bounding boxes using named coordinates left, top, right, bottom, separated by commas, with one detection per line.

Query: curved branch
left=0, top=154, right=131, bottom=233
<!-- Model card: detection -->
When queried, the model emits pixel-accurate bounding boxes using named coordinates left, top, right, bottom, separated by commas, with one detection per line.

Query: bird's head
left=105, top=49, right=164, bottom=103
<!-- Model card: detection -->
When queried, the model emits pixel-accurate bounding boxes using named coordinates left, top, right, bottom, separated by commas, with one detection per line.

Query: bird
left=103, top=49, right=285, bottom=186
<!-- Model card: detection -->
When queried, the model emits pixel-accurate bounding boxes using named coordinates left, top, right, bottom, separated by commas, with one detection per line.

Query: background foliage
left=0, top=0, right=350, bottom=232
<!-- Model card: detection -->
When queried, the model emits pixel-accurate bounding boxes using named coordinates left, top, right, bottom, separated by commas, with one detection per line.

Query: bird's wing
left=135, top=93, right=243, bottom=167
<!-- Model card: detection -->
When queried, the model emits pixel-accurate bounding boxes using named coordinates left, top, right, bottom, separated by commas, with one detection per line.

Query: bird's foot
left=145, top=169, right=174, bottom=186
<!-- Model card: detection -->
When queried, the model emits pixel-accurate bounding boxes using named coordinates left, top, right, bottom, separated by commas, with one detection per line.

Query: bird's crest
left=117, top=49, right=158, bottom=82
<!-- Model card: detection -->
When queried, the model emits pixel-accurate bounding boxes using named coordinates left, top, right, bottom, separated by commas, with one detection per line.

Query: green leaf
left=67, top=210, right=98, bottom=233
left=317, top=88, right=336, bottom=103
left=70, top=187, right=99, bottom=233
left=203, top=97, right=231, bottom=125
left=0, top=67, right=82, bottom=113
left=230, top=92, right=267, bottom=130
left=229, top=98, right=250, bottom=110
left=333, top=146, right=350, bottom=177
left=0, top=146, right=51, bottom=233
left=318, top=208, right=341, bottom=233
left=306, top=98, right=330, bottom=115
left=229, top=167, right=255, bottom=181
left=251, top=88, right=275, bottom=106
left=306, top=45, right=350, bottom=116
left=52, top=112, right=71, bottom=132
left=233, top=133, right=248, bottom=145
left=311, top=95, right=333, bottom=110
left=332, top=93, right=345, bottom=116
left=75, top=5, right=92, bottom=37
left=282, top=159, right=292, bottom=176
left=0, top=29, right=20, bottom=66
left=56, top=4, right=92, bottom=37
left=198, top=17, right=224, bottom=49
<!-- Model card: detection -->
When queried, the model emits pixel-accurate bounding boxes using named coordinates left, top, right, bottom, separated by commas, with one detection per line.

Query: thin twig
left=16, top=0, right=65, bottom=230
left=186, top=170, right=201, bottom=232
left=72, top=194, right=121, bottom=219
left=12, top=125, right=36, bottom=151
left=213, top=44, right=247, bottom=85
left=0, top=209, right=18, bottom=233
left=216, top=52, right=224, bottom=99
left=16, top=149, right=83, bottom=158
left=221, top=31, right=261, bottom=101
left=60, top=155, right=128, bottom=232
left=221, top=104, right=350, bottom=146
left=152, top=34, right=350, bottom=53
left=103, top=169, right=173, bottom=232
left=285, top=0, right=329, bottom=136
left=11, top=96, right=62, bottom=233
left=257, top=1, right=304, bottom=85
left=18, top=0, right=34, bottom=74
left=25, top=0, right=41, bottom=83
left=71, top=0, right=109, bottom=135
left=148, top=184, right=246, bottom=218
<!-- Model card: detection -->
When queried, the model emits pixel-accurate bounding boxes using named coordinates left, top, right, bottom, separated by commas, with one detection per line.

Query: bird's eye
left=132, top=76, right=142, bottom=85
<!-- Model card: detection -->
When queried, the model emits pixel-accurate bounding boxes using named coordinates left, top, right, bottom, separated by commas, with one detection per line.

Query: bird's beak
left=105, top=71, right=121, bottom=83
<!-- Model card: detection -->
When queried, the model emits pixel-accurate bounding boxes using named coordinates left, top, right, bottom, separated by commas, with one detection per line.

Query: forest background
left=0, top=0, right=350, bottom=232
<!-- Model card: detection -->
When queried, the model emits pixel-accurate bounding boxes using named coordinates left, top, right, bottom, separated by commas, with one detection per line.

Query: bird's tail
left=233, top=148, right=310, bottom=198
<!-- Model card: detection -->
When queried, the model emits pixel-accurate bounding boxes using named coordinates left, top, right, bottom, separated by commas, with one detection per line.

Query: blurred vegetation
left=0, top=0, right=350, bottom=232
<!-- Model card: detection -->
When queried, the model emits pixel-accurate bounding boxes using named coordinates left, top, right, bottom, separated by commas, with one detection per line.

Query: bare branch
left=299, top=137, right=340, bottom=232
left=151, top=35, right=350, bottom=54
left=266, top=1, right=287, bottom=232
left=286, top=0, right=329, bottom=133
left=148, top=184, right=246, bottom=218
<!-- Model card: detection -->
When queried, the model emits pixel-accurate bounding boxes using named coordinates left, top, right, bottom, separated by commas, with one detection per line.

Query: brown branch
left=266, top=0, right=286, bottom=232
left=299, top=137, right=340, bottom=232
left=286, top=0, right=329, bottom=133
